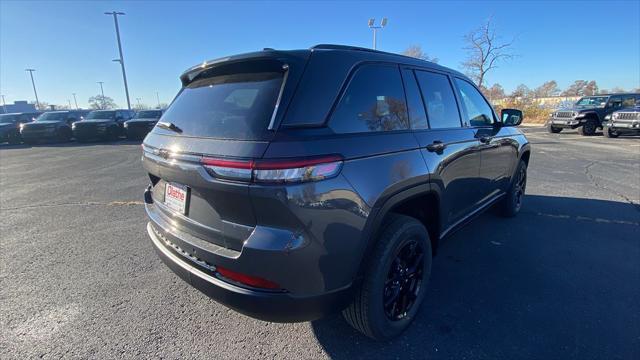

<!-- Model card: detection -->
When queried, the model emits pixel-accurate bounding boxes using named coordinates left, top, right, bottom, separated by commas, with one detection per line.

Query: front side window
left=576, top=96, right=608, bottom=107
left=330, top=64, right=409, bottom=134
left=415, top=71, right=461, bottom=129
left=454, top=78, right=495, bottom=127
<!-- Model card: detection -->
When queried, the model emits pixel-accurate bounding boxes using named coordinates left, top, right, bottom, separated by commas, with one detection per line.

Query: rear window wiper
left=156, top=121, right=182, bottom=133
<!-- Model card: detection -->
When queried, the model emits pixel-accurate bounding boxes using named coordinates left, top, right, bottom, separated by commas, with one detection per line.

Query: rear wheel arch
left=355, top=185, right=441, bottom=280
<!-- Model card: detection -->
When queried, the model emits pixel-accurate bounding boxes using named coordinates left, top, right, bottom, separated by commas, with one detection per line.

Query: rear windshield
left=160, top=72, right=283, bottom=140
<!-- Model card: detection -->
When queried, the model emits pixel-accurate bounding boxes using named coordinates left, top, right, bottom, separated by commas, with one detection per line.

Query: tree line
left=401, top=18, right=636, bottom=104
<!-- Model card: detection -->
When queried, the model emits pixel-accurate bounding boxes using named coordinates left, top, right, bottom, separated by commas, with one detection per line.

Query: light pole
left=72, top=93, right=79, bottom=110
left=97, top=82, right=105, bottom=109
left=105, top=11, right=131, bottom=110
left=25, top=68, right=40, bottom=109
left=135, top=97, right=142, bottom=108
left=1, top=95, right=6, bottom=113
left=67, top=99, right=72, bottom=109
left=367, top=18, right=388, bottom=50
left=155, top=91, right=161, bottom=108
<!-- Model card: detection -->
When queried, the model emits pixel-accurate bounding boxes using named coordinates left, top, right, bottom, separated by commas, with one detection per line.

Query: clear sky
left=1, top=0, right=639, bottom=109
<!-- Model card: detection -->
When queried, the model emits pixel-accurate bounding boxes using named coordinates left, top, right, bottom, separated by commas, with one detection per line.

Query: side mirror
left=501, top=108, right=523, bottom=126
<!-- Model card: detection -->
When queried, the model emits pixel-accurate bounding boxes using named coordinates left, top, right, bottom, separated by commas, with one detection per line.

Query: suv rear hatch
left=142, top=52, right=309, bottom=251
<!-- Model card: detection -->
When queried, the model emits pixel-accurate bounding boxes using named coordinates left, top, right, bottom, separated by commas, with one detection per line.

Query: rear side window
left=454, top=78, right=495, bottom=127
left=160, top=72, right=283, bottom=140
left=415, top=71, right=461, bottom=129
left=330, top=64, right=409, bottom=134
left=401, top=69, right=428, bottom=130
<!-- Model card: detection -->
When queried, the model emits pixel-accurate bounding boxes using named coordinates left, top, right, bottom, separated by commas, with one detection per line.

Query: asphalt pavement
left=1, top=128, right=638, bottom=359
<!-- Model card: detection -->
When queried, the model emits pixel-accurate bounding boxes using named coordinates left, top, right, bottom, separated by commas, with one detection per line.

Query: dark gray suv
left=142, top=45, right=530, bottom=340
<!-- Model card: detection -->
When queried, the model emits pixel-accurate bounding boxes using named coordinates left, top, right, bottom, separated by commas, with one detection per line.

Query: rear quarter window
left=159, top=72, right=283, bottom=140
left=330, top=64, right=409, bottom=134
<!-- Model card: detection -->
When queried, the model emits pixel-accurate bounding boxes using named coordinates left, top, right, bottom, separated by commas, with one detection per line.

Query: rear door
left=142, top=60, right=292, bottom=250
left=409, top=69, right=483, bottom=232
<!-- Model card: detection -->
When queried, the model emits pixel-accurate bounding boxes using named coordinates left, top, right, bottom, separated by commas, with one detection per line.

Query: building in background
left=1, top=100, right=37, bottom=114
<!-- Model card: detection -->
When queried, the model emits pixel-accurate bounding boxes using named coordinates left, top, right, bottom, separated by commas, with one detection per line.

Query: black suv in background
left=0, top=112, right=41, bottom=144
left=604, top=99, right=640, bottom=138
left=72, top=109, right=135, bottom=142
left=124, top=109, right=163, bottom=139
left=547, top=93, right=639, bottom=135
left=142, top=45, right=529, bottom=340
left=20, top=110, right=90, bottom=143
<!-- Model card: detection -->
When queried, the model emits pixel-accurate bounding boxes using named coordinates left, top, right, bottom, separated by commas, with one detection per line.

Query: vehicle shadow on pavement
left=311, top=195, right=640, bottom=359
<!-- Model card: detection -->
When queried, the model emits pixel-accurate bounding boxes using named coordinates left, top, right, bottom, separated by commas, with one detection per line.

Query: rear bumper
left=143, top=182, right=355, bottom=322
left=147, top=221, right=353, bottom=322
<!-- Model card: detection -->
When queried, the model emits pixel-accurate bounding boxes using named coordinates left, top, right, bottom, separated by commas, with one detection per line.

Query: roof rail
left=310, top=44, right=385, bottom=54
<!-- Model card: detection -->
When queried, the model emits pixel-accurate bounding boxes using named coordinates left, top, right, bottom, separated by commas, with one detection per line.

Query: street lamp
left=97, top=81, right=106, bottom=109
left=1, top=94, right=6, bottom=113
left=135, top=97, right=142, bottom=108
left=368, top=18, right=388, bottom=50
left=155, top=91, right=161, bottom=108
left=25, top=68, right=40, bottom=109
left=105, top=11, right=131, bottom=110
left=72, top=93, right=79, bottom=110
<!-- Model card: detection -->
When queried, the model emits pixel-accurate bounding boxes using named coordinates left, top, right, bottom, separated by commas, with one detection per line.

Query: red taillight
left=201, top=155, right=343, bottom=183
left=216, top=266, right=281, bottom=290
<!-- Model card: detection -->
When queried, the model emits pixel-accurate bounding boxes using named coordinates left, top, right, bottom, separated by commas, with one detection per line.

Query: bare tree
left=561, top=80, right=598, bottom=96
left=533, top=81, right=560, bottom=98
left=88, top=95, right=117, bottom=110
left=483, top=83, right=505, bottom=101
left=402, top=45, right=438, bottom=63
left=462, top=18, right=514, bottom=88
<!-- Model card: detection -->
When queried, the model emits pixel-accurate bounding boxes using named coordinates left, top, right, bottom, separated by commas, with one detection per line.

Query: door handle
left=426, top=140, right=446, bottom=152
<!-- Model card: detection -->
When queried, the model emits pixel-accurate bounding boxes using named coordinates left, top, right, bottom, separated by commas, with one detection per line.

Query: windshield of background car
left=85, top=111, right=115, bottom=120
left=159, top=72, right=283, bottom=140
left=36, top=112, right=68, bottom=121
left=576, top=97, right=608, bottom=107
left=134, top=110, right=162, bottom=119
left=0, top=114, right=20, bottom=124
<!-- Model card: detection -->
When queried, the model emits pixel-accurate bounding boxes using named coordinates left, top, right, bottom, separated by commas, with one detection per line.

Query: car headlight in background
left=604, top=114, right=611, bottom=121
left=72, top=123, right=77, bottom=129
left=124, top=123, right=129, bottom=128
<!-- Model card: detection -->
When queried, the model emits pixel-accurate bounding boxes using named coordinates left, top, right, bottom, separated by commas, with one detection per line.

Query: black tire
left=56, top=127, right=72, bottom=142
left=343, top=214, right=432, bottom=340
left=546, top=123, right=562, bottom=133
left=500, top=160, right=527, bottom=217
left=578, top=119, right=597, bottom=136
left=6, top=130, right=22, bottom=144
left=603, top=124, right=619, bottom=138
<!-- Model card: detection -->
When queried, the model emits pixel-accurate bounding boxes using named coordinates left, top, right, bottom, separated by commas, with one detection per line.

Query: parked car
left=0, top=112, right=41, bottom=144
left=547, top=93, right=639, bottom=135
left=603, top=99, right=640, bottom=138
left=141, top=45, right=530, bottom=340
left=124, top=109, right=163, bottom=139
left=20, top=110, right=90, bottom=143
left=72, top=109, right=135, bottom=142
